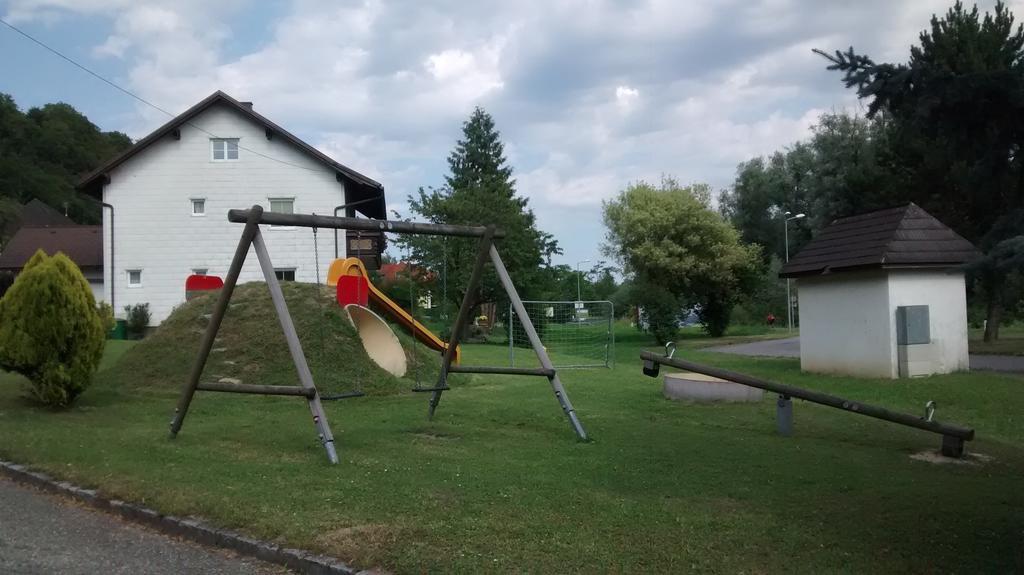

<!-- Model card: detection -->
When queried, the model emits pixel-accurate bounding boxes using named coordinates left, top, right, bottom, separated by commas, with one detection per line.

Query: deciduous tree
left=0, top=94, right=130, bottom=224
left=603, top=178, right=758, bottom=337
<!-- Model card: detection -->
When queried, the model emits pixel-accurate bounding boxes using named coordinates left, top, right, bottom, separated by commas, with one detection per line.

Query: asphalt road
left=0, top=478, right=291, bottom=575
left=704, top=336, right=1024, bottom=373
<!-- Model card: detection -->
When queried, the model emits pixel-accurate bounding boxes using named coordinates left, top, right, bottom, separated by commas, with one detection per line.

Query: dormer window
left=211, top=138, right=239, bottom=161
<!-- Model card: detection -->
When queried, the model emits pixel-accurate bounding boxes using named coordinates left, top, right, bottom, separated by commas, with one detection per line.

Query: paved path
left=0, top=478, right=290, bottom=575
left=705, top=336, right=1024, bottom=374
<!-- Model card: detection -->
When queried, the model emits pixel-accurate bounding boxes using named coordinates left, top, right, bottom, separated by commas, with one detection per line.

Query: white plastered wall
left=797, top=268, right=970, bottom=379
left=885, top=269, right=970, bottom=375
left=102, top=103, right=349, bottom=324
left=796, top=270, right=895, bottom=378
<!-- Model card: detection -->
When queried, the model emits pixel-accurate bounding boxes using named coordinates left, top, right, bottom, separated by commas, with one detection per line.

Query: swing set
left=169, top=205, right=589, bottom=464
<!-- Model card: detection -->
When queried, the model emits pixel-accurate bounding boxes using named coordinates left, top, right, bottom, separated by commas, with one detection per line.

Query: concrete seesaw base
left=663, top=372, right=764, bottom=403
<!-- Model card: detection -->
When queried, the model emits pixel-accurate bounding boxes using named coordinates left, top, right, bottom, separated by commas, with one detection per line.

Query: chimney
left=240, top=101, right=254, bottom=109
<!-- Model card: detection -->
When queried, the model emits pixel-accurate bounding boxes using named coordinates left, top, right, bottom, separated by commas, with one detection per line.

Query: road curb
left=0, top=460, right=360, bottom=575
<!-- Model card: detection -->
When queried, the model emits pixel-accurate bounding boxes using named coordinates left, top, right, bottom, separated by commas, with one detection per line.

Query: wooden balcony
left=346, top=229, right=384, bottom=271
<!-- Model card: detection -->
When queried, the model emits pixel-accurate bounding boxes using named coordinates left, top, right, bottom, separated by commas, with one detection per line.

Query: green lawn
left=675, top=323, right=798, bottom=349
left=1, top=329, right=1022, bottom=572
left=970, top=324, right=1024, bottom=356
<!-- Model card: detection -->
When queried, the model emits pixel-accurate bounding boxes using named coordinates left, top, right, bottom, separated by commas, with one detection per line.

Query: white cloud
left=6, top=0, right=1004, bottom=265
left=423, top=42, right=506, bottom=103
left=425, top=49, right=474, bottom=80
left=614, top=85, right=639, bottom=109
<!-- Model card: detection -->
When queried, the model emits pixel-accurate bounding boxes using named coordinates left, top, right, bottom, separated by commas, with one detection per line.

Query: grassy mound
left=107, top=282, right=449, bottom=396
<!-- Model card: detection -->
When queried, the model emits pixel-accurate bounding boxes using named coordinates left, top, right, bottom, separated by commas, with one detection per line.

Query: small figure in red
left=766, top=312, right=776, bottom=328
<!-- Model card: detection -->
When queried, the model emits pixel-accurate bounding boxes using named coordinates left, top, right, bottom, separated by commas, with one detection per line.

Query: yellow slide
left=328, top=258, right=460, bottom=364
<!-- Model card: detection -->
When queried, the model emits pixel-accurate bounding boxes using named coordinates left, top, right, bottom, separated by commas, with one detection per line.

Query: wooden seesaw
left=640, top=345, right=975, bottom=457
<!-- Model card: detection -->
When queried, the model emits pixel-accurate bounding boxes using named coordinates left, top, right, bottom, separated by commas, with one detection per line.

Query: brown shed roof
left=76, top=90, right=386, bottom=219
left=779, top=203, right=979, bottom=278
left=0, top=226, right=103, bottom=271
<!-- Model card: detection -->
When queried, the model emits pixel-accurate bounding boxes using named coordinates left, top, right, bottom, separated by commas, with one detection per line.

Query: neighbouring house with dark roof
left=780, top=203, right=978, bottom=379
left=0, top=225, right=104, bottom=301
left=77, top=90, right=386, bottom=324
left=0, top=198, right=75, bottom=249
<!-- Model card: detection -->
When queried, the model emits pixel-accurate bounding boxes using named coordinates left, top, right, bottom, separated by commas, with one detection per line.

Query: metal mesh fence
left=509, top=300, right=614, bottom=369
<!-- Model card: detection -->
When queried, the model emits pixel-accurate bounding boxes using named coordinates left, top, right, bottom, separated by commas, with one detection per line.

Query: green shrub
left=0, top=250, right=106, bottom=407
left=638, top=283, right=681, bottom=345
left=97, top=302, right=116, bottom=335
left=124, top=303, right=151, bottom=339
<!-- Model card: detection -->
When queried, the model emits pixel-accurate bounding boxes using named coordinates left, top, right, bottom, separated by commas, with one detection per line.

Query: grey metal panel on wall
left=896, top=305, right=930, bottom=345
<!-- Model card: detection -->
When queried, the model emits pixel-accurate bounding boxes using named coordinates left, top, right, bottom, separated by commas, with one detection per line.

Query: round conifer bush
left=0, top=250, right=106, bottom=407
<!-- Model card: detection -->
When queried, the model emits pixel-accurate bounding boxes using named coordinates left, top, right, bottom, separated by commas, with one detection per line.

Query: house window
left=191, top=198, right=206, bottom=216
left=211, top=138, right=239, bottom=161
left=192, top=268, right=208, bottom=276
left=127, top=269, right=142, bottom=287
left=269, top=198, right=294, bottom=214
left=274, top=269, right=296, bottom=282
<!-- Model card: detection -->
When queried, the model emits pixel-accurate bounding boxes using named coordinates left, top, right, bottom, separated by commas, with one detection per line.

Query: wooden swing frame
left=169, top=205, right=588, bottom=464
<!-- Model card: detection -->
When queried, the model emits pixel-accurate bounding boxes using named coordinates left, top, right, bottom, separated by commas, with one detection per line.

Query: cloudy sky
left=1, top=0, right=1015, bottom=267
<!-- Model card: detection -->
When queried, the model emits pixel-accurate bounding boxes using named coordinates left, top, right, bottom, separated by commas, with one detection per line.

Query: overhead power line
left=0, top=16, right=335, bottom=175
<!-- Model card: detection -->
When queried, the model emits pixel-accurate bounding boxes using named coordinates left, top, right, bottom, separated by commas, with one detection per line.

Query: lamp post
left=576, top=259, right=591, bottom=302
left=784, top=211, right=805, bottom=332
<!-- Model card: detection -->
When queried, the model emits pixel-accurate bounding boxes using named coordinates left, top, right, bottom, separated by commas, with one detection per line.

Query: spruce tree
left=402, top=108, right=560, bottom=317
left=817, top=1, right=1024, bottom=340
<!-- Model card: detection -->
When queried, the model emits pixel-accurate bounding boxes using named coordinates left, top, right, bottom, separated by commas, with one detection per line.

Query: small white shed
left=780, top=203, right=978, bottom=379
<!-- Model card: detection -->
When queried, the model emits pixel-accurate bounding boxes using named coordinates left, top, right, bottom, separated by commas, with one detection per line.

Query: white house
left=780, top=203, right=978, bottom=379
left=78, top=91, right=386, bottom=324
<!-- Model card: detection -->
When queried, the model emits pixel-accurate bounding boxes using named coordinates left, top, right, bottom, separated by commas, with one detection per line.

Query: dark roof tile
left=20, top=199, right=74, bottom=227
left=0, top=226, right=102, bottom=270
left=780, top=203, right=979, bottom=278
left=1, top=199, right=75, bottom=239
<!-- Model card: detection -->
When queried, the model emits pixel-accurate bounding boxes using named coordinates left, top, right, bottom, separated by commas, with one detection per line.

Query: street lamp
left=784, top=211, right=805, bottom=332
left=576, top=259, right=591, bottom=302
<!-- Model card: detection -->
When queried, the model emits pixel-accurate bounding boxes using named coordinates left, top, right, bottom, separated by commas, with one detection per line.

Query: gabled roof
left=780, top=203, right=979, bottom=278
left=1, top=199, right=74, bottom=239
left=77, top=90, right=386, bottom=219
left=20, top=199, right=75, bottom=227
left=0, top=225, right=103, bottom=271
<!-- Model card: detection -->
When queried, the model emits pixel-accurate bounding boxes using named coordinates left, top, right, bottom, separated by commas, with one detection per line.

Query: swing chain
left=311, top=216, right=327, bottom=368
left=356, top=229, right=364, bottom=304
left=407, top=241, right=422, bottom=388
left=315, top=216, right=365, bottom=401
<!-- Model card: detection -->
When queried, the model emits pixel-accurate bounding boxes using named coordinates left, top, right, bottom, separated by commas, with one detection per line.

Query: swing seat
left=185, top=274, right=224, bottom=301
left=320, top=390, right=366, bottom=401
left=411, top=386, right=450, bottom=392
